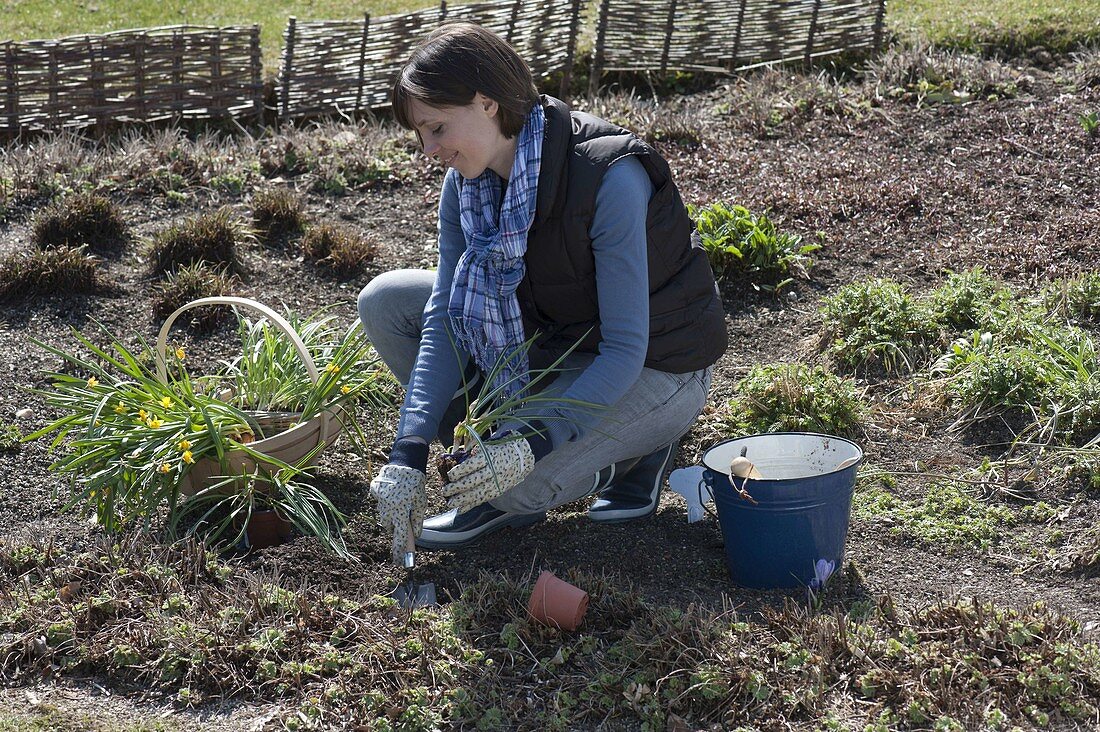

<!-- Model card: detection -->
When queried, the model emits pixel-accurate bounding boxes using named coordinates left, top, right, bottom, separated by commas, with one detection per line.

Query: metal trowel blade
left=391, top=581, right=438, bottom=608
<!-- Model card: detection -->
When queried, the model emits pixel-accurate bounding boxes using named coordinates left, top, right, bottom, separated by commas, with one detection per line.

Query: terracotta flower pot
left=527, top=571, right=589, bottom=631
left=241, top=509, right=293, bottom=551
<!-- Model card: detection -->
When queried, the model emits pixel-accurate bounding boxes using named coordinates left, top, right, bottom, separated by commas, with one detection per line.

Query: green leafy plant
left=1042, top=272, right=1100, bottom=323
left=1080, top=111, right=1099, bottom=136
left=27, top=308, right=391, bottom=556
left=927, top=267, right=1014, bottom=331
left=147, top=208, right=245, bottom=276
left=819, top=278, right=941, bottom=374
left=726, top=363, right=866, bottom=437
left=688, top=202, right=819, bottom=288
left=32, top=192, right=129, bottom=254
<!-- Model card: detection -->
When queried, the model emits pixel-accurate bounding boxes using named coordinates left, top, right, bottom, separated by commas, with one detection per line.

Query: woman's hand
left=370, top=464, right=427, bottom=565
left=442, top=438, right=535, bottom=513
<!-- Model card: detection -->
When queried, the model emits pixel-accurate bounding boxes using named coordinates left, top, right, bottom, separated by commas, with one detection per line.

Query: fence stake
left=250, top=25, right=262, bottom=119
left=588, top=0, right=611, bottom=98
left=172, top=30, right=184, bottom=114
left=136, top=35, right=147, bottom=120
left=440, top=0, right=448, bottom=23
left=659, top=0, right=678, bottom=76
left=872, top=0, right=887, bottom=52
left=48, top=45, right=60, bottom=126
left=210, top=31, right=224, bottom=119
left=281, top=17, right=296, bottom=120
left=355, top=13, right=370, bottom=114
left=89, top=37, right=107, bottom=130
left=730, top=0, right=747, bottom=71
left=805, top=0, right=822, bottom=65
left=506, top=0, right=523, bottom=44
left=5, top=43, right=17, bottom=133
left=559, top=0, right=583, bottom=100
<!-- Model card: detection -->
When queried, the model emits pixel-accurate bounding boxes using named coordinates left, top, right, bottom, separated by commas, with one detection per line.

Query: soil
left=2, top=57, right=1099, bottom=726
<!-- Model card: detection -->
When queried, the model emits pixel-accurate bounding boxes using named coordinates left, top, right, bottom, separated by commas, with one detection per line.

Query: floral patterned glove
left=442, top=438, right=535, bottom=514
left=370, top=463, right=427, bottom=565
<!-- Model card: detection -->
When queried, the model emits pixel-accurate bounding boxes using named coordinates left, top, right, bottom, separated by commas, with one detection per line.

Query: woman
left=359, top=21, right=727, bottom=565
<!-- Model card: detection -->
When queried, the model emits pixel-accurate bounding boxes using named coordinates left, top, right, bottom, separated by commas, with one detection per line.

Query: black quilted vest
left=474, top=95, right=728, bottom=373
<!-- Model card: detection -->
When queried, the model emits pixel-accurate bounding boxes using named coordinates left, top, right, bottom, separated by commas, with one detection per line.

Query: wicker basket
left=154, top=296, right=344, bottom=498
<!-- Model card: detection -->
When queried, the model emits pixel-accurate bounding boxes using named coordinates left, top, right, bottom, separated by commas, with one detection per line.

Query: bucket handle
left=154, top=296, right=330, bottom=445
left=700, top=470, right=759, bottom=507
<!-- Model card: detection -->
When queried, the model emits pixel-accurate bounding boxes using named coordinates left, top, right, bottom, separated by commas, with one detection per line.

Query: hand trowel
left=390, top=521, right=437, bottom=608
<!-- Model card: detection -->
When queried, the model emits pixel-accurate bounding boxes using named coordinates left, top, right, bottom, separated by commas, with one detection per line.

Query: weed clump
left=251, top=188, right=306, bottom=246
left=1042, top=272, right=1100, bottom=323
left=866, top=42, right=1027, bottom=104
left=928, top=267, right=1013, bottom=331
left=819, top=278, right=940, bottom=374
left=0, top=247, right=103, bottom=303
left=301, top=223, right=376, bottom=278
left=152, top=263, right=239, bottom=332
left=31, top=192, right=128, bottom=254
left=147, top=208, right=244, bottom=276
left=727, top=363, right=865, bottom=437
left=0, top=423, right=21, bottom=451
left=689, top=202, right=819, bottom=288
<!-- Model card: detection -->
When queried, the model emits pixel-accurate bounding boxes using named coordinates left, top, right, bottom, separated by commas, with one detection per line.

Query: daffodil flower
left=182, top=450, right=194, bottom=464
left=114, top=402, right=126, bottom=415
left=324, top=363, right=341, bottom=374
left=138, top=409, right=148, bottom=421
left=147, top=417, right=163, bottom=429
left=160, top=396, right=173, bottom=409
left=175, top=347, right=186, bottom=360
left=340, top=385, right=352, bottom=395
left=158, top=463, right=171, bottom=474
left=178, top=439, right=192, bottom=451
left=86, top=376, right=99, bottom=388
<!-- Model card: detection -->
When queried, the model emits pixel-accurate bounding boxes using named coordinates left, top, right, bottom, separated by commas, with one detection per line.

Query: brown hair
left=392, top=21, right=540, bottom=141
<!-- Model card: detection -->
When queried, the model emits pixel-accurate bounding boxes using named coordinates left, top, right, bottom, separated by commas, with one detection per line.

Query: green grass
left=890, top=0, right=1100, bottom=54
left=0, top=0, right=435, bottom=71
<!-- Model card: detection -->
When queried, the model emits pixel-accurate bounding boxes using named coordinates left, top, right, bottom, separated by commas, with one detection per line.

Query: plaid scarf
left=449, top=102, right=545, bottom=399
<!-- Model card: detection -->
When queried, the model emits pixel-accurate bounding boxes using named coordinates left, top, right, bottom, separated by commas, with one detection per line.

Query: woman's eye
left=432, top=125, right=444, bottom=135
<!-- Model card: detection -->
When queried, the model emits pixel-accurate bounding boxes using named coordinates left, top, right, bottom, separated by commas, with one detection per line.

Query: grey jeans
left=358, top=269, right=713, bottom=515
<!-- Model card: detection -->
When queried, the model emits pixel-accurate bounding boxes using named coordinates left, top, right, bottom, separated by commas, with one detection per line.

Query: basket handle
left=155, top=296, right=319, bottom=385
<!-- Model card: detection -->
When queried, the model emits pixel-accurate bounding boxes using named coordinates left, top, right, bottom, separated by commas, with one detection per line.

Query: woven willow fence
left=1, top=26, right=262, bottom=133
left=278, top=0, right=583, bottom=119
left=590, top=0, right=886, bottom=92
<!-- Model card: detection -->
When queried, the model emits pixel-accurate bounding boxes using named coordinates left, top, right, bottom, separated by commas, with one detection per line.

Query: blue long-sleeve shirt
left=396, top=154, right=654, bottom=451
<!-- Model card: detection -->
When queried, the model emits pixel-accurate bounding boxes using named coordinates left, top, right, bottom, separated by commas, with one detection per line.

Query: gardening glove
left=370, top=463, right=427, bottom=566
left=441, top=437, right=535, bottom=514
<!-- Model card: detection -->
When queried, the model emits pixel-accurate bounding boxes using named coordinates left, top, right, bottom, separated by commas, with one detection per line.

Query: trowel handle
left=403, top=522, right=416, bottom=569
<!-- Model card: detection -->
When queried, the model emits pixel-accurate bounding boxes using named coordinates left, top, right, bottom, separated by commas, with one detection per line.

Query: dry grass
left=151, top=263, right=240, bottom=333
left=147, top=208, right=246, bottom=277
left=251, top=187, right=306, bottom=246
left=31, top=192, right=129, bottom=254
left=0, top=247, right=103, bottom=303
left=1, top=535, right=1098, bottom=729
left=301, top=223, right=376, bottom=278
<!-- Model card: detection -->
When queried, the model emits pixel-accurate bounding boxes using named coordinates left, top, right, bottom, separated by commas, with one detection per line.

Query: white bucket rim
left=702, top=432, right=863, bottom=481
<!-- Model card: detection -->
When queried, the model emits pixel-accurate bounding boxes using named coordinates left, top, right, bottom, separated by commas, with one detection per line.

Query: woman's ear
left=476, top=93, right=499, bottom=119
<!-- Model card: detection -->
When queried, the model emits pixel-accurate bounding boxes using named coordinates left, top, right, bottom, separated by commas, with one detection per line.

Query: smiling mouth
left=444, top=152, right=458, bottom=167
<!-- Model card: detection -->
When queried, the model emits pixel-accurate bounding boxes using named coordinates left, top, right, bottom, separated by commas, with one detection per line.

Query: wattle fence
left=1, top=0, right=885, bottom=134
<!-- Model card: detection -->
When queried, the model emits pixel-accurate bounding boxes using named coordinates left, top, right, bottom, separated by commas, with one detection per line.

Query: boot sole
left=415, top=511, right=546, bottom=550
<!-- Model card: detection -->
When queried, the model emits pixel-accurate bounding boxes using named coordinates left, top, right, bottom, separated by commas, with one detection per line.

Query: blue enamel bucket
left=702, top=433, right=863, bottom=589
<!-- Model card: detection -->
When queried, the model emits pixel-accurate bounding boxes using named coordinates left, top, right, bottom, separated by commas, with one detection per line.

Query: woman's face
left=407, top=93, right=517, bottom=180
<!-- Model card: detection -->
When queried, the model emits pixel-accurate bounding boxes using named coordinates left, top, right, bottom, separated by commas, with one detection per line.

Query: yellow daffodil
left=158, top=463, right=171, bottom=474
left=175, top=347, right=186, bottom=360
left=86, top=376, right=98, bottom=388
left=160, top=396, right=173, bottom=409
left=114, top=402, right=126, bottom=414
left=182, top=450, right=194, bottom=464
left=146, top=417, right=163, bottom=429
left=340, top=385, right=352, bottom=395
left=178, top=439, right=191, bottom=451
left=324, top=363, right=341, bottom=374
left=138, top=409, right=148, bottom=421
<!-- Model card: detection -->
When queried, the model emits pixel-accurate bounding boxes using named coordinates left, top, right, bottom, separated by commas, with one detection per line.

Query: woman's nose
left=423, top=140, right=440, bottom=159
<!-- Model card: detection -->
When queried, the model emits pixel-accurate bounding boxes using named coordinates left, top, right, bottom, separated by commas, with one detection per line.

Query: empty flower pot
left=527, top=571, right=588, bottom=631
